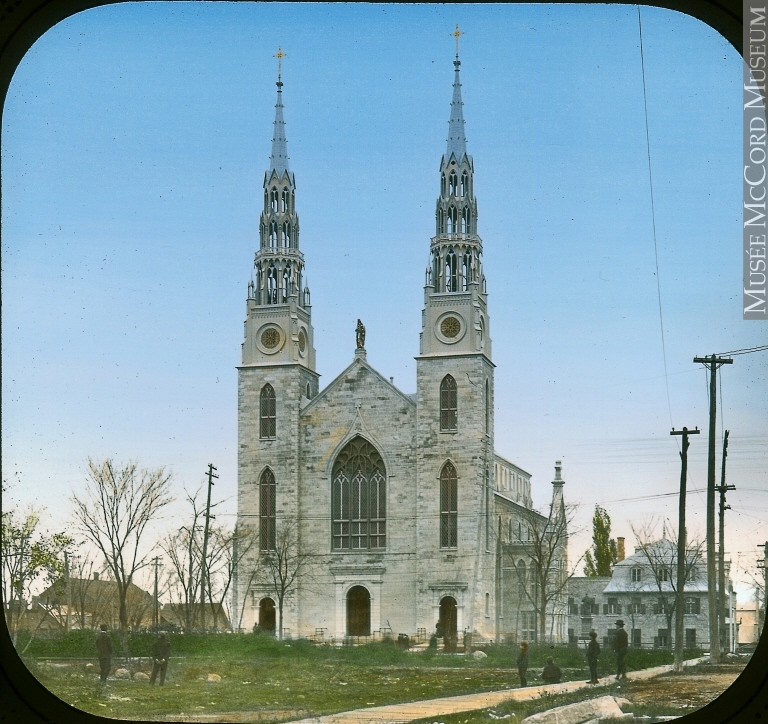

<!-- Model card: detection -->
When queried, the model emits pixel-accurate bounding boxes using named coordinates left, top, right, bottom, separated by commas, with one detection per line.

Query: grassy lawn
left=18, top=633, right=705, bottom=721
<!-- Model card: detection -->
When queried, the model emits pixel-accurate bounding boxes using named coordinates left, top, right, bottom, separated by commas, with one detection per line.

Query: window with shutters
left=440, top=375, right=457, bottom=431
left=440, top=462, right=458, bottom=548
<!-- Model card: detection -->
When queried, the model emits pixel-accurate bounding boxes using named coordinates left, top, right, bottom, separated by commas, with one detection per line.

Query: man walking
left=613, top=619, right=628, bottom=680
left=586, top=630, right=600, bottom=684
left=96, top=624, right=112, bottom=684
left=150, top=632, right=171, bottom=686
left=516, top=641, right=529, bottom=687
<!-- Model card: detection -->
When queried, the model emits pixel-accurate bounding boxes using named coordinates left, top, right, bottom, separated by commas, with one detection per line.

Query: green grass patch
left=15, top=633, right=706, bottom=722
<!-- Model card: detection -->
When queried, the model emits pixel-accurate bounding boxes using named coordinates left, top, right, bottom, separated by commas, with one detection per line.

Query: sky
left=2, top=3, right=766, bottom=599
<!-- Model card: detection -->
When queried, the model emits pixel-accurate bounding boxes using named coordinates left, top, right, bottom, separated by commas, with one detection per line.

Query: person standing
left=613, top=620, right=629, bottom=680
left=586, top=630, right=600, bottom=683
left=95, top=624, right=112, bottom=684
left=516, top=641, right=529, bottom=687
left=150, top=632, right=171, bottom=686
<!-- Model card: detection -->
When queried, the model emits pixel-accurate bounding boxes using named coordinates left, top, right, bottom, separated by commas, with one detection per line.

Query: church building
left=234, top=44, right=568, bottom=644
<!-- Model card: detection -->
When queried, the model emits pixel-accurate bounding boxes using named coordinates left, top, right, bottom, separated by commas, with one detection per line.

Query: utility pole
left=200, top=463, right=218, bottom=632
left=671, top=425, right=699, bottom=672
left=716, top=431, right=735, bottom=654
left=693, top=353, right=732, bottom=662
left=152, top=556, right=161, bottom=634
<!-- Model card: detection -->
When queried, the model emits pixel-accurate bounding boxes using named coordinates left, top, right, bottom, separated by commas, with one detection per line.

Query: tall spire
left=270, top=47, right=289, bottom=175
left=446, top=25, right=467, bottom=160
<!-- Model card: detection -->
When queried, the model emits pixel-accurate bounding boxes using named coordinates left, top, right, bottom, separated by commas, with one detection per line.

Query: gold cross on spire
left=451, top=24, right=464, bottom=56
left=274, top=47, right=286, bottom=80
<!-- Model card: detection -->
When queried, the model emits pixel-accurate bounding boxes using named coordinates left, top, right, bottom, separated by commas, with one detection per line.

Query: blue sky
left=2, top=3, right=766, bottom=595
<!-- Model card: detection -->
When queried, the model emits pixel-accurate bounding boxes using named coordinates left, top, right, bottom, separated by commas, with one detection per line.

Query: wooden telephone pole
left=199, top=463, right=218, bottom=632
left=671, top=426, right=699, bottom=671
left=693, top=354, right=732, bottom=662
left=716, top=431, right=735, bottom=653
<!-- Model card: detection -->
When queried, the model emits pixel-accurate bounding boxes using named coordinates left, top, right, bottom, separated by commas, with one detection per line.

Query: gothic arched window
left=269, top=221, right=278, bottom=248
left=440, top=375, right=457, bottom=431
left=447, top=206, right=458, bottom=234
left=449, top=171, right=458, bottom=196
left=282, top=222, right=291, bottom=247
left=260, top=384, right=276, bottom=439
left=440, top=462, right=458, bottom=548
left=267, top=265, right=278, bottom=304
left=270, top=188, right=278, bottom=212
left=281, top=265, right=291, bottom=302
left=259, top=468, right=276, bottom=550
left=332, top=436, right=386, bottom=550
left=441, top=174, right=446, bottom=197
left=281, top=188, right=289, bottom=212
left=485, top=379, right=490, bottom=434
left=461, top=207, right=469, bottom=234
left=461, top=172, right=468, bottom=197
left=462, top=252, right=472, bottom=290
left=445, top=251, right=458, bottom=292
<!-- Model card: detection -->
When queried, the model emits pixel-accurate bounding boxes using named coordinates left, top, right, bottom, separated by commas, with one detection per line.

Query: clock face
left=441, top=316, right=461, bottom=339
left=261, top=328, right=281, bottom=349
left=298, top=329, right=307, bottom=354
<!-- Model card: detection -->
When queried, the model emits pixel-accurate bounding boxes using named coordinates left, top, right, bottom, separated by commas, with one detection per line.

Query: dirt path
left=619, top=663, right=746, bottom=714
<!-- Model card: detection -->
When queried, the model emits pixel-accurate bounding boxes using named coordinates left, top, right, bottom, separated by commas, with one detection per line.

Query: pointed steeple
left=419, top=27, right=490, bottom=361
left=242, top=46, right=315, bottom=370
left=446, top=25, right=467, bottom=160
left=550, top=460, right=566, bottom=523
left=270, top=47, right=289, bottom=175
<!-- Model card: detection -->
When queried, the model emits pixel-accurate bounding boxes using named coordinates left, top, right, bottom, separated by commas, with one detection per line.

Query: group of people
left=516, top=619, right=629, bottom=688
left=95, top=625, right=171, bottom=686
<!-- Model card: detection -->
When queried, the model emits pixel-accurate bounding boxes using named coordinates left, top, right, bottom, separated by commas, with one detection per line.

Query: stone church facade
left=234, top=50, right=567, bottom=643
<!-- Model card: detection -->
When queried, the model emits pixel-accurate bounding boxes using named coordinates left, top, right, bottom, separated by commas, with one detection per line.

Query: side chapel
left=234, top=42, right=568, bottom=643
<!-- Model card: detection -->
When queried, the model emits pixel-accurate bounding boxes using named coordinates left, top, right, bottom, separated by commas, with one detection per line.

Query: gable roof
left=301, top=356, right=417, bottom=416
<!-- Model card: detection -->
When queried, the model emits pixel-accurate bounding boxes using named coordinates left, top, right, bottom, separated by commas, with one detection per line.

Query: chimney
left=617, top=537, right=625, bottom=562
left=93, top=572, right=99, bottom=581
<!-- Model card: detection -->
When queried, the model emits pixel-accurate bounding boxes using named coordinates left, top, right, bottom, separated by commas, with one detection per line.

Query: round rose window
left=261, top=328, right=281, bottom=349
left=440, top=316, right=461, bottom=338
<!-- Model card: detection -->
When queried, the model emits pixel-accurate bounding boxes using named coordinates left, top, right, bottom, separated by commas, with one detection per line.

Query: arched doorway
left=437, top=596, right=457, bottom=641
left=259, top=598, right=276, bottom=634
left=346, top=585, right=371, bottom=636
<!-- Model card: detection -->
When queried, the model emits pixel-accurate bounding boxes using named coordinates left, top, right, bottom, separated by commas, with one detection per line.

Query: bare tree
left=162, top=489, right=206, bottom=632
left=630, top=521, right=704, bottom=657
left=205, top=524, right=256, bottom=630
left=255, top=519, right=315, bottom=640
left=1, top=505, right=71, bottom=644
left=71, top=459, right=173, bottom=648
left=510, top=503, right=580, bottom=642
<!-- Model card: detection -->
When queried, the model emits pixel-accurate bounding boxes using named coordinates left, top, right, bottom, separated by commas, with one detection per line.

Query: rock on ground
left=207, top=673, right=222, bottom=682
left=521, top=695, right=625, bottom=724
left=134, top=672, right=150, bottom=681
left=473, top=650, right=488, bottom=660
left=113, top=669, right=130, bottom=679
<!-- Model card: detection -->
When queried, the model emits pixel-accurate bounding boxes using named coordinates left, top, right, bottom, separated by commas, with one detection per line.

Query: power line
left=637, top=5, right=674, bottom=437
left=715, top=345, right=768, bottom=357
